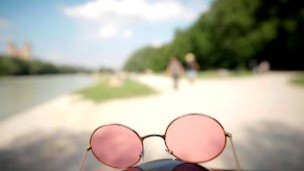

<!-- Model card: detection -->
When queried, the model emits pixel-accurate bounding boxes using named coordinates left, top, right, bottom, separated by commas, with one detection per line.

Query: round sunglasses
left=78, top=113, right=241, bottom=170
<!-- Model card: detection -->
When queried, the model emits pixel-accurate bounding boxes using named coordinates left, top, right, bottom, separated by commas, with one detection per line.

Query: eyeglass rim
left=164, top=113, right=228, bottom=164
left=89, top=113, right=228, bottom=168
left=89, top=124, right=144, bottom=169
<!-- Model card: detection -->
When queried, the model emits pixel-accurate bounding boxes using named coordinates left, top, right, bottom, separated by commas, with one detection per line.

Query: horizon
left=0, top=0, right=211, bottom=69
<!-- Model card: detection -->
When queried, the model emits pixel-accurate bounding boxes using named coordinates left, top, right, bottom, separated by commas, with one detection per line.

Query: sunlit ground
left=0, top=71, right=303, bottom=171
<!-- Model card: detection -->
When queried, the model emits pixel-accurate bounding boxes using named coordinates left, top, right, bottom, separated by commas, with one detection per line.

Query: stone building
left=6, top=41, right=32, bottom=60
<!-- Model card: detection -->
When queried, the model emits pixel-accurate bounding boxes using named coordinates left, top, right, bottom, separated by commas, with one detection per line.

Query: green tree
left=123, top=0, right=304, bottom=71
left=0, top=55, right=91, bottom=76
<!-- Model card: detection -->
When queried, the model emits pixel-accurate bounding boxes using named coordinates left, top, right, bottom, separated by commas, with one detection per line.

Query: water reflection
left=0, top=74, right=93, bottom=120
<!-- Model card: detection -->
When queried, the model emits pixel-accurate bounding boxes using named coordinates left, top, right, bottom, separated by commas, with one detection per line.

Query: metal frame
left=89, top=124, right=144, bottom=169
left=78, top=113, right=241, bottom=171
left=163, top=113, right=228, bottom=164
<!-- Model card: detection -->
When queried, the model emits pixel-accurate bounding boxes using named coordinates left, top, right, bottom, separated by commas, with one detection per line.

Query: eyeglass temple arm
left=78, top=147, right=91, bottom=171
left=225, top=132, right=241, bottom=171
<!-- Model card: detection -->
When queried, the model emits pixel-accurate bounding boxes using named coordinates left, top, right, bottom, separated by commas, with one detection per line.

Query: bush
left=0, top=55, right=91, bottom=76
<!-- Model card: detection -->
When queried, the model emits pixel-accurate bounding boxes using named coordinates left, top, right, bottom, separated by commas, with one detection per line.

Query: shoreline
left=0, top=72, right=304, bottom=170
left=0, top=74, right=94, bottom=120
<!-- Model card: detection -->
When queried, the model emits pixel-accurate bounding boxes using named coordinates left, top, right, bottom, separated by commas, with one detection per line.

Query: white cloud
left=98, top=24, right=133, bottom=40
left=65, top=0, right=199, bottom=23
left=99, top=24, right=118, bottom=39
left=64, top=0, right=210, bottom=40
left=122, top=30, right=133, bottom=38
left=0, top=18, right=9, bottom=28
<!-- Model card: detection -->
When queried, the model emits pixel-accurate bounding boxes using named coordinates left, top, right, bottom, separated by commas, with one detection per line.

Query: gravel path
left=0, top=72, right=303, bottom=171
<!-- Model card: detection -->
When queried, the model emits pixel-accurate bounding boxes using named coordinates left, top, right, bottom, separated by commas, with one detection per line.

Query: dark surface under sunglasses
left=79, top=113, right=242, bottom=171
left=123, top=158, right=256, bottom=171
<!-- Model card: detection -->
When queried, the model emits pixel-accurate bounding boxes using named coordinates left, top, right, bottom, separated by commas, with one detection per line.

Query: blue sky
left=0, top=0, right=211, bottom=69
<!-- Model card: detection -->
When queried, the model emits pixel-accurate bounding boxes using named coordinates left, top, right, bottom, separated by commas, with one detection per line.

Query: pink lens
left=165, top=114, right=226, bottom=163
left=90, top=124, right=143, bottom=169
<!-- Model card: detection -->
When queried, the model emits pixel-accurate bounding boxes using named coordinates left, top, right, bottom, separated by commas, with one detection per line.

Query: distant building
left=6, top=41, right=32, bottom=60
left=7, top=41, right=19, bottom=57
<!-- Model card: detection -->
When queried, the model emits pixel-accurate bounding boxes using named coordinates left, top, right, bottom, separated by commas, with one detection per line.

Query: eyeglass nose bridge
left=141, top=134, right=165, bottom=140
left=140, top=134, right=176, bottom=161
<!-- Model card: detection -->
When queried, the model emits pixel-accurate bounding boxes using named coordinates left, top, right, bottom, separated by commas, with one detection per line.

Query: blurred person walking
left=185, top=53, right=199, bottom=84
left=166, top=56, right=184, bottom=90
left=258, top=61, right=270, bottom=73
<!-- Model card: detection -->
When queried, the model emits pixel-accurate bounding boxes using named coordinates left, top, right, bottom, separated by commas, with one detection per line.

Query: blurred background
left=0, top=0, right=304, bottom=171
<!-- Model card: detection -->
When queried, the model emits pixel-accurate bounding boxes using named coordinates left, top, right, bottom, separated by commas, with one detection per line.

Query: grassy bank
left=197, top=70, right=253, bottom=79
left=78, top=75, right=156, bottom=102
left=157, top=70, right=253, bottom=79
left=291, top=72, right=304, bottom=86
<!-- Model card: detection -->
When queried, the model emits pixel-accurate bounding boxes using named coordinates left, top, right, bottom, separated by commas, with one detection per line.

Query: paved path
left=0, top=72, right=303, bottom=171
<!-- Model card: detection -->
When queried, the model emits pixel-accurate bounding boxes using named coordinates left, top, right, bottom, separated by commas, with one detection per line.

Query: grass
left=157, top=70, right=253, bottom=79
left=291, top=72, right=304, bottom=86
left=197, top=70, right=253, bottom=79
left=78, top=76, right=157, bottom=102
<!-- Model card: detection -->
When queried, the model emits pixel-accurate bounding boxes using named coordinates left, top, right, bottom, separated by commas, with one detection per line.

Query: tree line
left=124, top=0, right=304, bottom=72
left=0, top=55, right=91, bottom=76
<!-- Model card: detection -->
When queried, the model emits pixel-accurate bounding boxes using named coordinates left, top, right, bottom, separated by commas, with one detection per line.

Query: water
left=0, top=74, right=94, bottom=120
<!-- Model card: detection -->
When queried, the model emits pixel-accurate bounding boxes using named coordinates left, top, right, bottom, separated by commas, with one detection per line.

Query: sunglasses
left=78, top=113, right=241, bottom=171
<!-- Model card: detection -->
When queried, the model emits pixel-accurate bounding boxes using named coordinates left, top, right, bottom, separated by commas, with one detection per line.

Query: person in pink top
left=166, top=56, right=184, bottom=90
